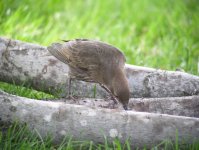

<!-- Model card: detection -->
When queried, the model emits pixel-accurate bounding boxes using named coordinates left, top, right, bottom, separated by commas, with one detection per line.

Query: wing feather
left=47, top=39, right=126, bottom=82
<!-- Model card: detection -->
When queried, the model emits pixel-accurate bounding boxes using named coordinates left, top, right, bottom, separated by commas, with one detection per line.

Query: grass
left=0, top=123, right=132, bottom=150
left=0, top=0, right=199, bottom=75
left=1, top=123, right=199, bottom=150
left=0, top=0, right=199, bottom=149
left=0, top=81, right=54, bottom=100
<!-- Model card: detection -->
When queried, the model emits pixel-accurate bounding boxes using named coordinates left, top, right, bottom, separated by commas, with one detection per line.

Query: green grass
left=0, top=81, right=54, bottom=100
left=1, top=123, right=199, bottom=150
left=0, top=123, right=132, bottom=150
left=0, top=0, right=199, bottom=149
left=0, top=0, right=199, bottom=75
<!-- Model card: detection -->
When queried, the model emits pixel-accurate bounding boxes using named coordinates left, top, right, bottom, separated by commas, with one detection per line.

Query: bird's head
left=115, top=86, right=130, bottom=110
left=112, top=70, right=130, bottom=110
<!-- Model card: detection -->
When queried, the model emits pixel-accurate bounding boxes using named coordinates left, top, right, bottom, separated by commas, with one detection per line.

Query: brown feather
left=48, top=39, right=125, bottom=83
left=47, top=39, right=129, bottom=109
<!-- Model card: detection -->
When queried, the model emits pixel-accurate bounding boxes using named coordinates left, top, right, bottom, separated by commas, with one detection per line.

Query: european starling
left=47, top=39, right=130, bottom=110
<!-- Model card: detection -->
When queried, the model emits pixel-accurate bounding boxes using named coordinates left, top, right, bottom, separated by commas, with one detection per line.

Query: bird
left=47, top=39, right=130, bottom=110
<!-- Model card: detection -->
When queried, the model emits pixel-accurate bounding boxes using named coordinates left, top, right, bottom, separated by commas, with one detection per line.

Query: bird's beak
left=123, top=105, right=128, bottom=111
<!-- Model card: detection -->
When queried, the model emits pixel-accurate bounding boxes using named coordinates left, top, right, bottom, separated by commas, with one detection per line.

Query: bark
left=0, top=37, right=199, bottom=98
left=49, top=95, right=199, bottom=118
left=0, top=90, right=199, bottom=148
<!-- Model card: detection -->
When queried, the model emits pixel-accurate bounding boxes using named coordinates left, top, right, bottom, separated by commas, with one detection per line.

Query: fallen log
left=0, top=37, right=199, bottom=148
left=0, top=37, right=199, bottom=98
left=0, top=90, right=199, bottom=148
left=47, top=95, right=199, bottom=118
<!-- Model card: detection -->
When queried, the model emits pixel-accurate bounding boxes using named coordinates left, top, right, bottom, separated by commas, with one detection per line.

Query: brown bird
left=47, top=39, right=130, bottom=110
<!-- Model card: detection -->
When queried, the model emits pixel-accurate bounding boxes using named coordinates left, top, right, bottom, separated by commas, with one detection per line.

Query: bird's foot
left=108, top=100, right=119, bottom=109
left=105, top=95, right=118, bottom=104
left=65, top=95, right=79, bottom=104
left=122, top=104, right=129, bottom=111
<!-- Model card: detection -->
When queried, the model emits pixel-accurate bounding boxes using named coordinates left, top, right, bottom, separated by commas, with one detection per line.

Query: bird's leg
left=100, top=84, right=118, bottom=104
left=67, top=77, right=72, bottom=97
left=66, top=78, right=79, bottom=103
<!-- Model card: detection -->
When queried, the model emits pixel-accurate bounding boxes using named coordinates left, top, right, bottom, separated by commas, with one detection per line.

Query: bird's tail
left=47, top=43, right=70, bottom=64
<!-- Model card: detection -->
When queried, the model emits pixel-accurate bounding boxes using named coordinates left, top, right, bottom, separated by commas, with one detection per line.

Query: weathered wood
left=0, top=37, right=199, bottom=98
left=129, top=96, right=199, bottom=118
left=0, top=90, right=199, bottom=148
left=0, top=37, right=199, bottom=148
left=50, top=95, right=199, bottom=118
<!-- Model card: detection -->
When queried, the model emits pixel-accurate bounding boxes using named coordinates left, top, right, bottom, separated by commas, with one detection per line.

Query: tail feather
left=47, top=43, right=69, bottom=64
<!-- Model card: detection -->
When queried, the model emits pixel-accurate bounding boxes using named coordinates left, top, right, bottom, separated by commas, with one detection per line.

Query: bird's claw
left=65, top=95, right=79, bottom=104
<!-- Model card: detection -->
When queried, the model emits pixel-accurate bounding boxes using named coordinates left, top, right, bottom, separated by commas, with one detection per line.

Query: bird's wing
left=47, top=39, right=126, bottom=82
